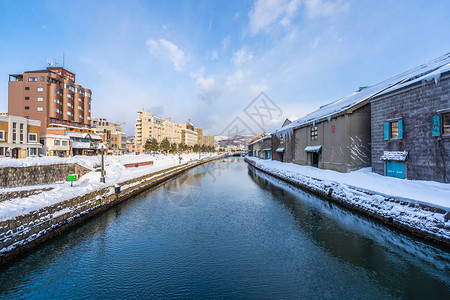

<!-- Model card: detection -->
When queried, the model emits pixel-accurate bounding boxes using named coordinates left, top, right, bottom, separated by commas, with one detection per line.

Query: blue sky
left=0, top=0, right=449, bottom=136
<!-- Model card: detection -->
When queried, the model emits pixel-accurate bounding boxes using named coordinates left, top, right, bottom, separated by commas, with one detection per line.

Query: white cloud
left=232, top=48, right=253, bottom=66
left=233, top=12, right=240, bottom=20
left=146, top=38, right=186, bottom=71
left=195, top=76, right=222, bottom=103
left=305, top=0, right=349, bottom=18
left=248, top=0, right=301, bottom=35
left=211, top=50, right=219, bottom=60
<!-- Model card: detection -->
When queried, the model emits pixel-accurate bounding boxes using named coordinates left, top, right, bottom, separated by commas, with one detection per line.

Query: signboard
left=67, top=174, right=78, bottom=181
left=48, top=67, right=76, bottom=82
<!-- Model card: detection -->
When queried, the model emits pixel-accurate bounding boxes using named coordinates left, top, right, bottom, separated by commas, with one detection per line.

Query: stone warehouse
left=370, top=63, right=450, bottom=182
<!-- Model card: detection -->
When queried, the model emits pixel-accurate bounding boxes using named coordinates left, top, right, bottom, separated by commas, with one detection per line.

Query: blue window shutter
left=431, top=115, right=441, bottom=136
left=398, top=120, right=404, bottom=139
left=384, top=123, right=390, bottom=140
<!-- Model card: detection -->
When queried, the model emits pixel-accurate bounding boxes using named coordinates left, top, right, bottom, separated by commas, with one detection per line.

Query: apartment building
left=92, top=118, right=127, bottom=154
left=0, top=113, right=41, bottom=158
left=8, top=67, right=92, bottom=134
left=203, top=134, right=215, bottom=147
left=194, top=128, right=203, bottom=145
left=179, top=123, right=198, bottom=146
left=134, top=110, right=182, bottom=146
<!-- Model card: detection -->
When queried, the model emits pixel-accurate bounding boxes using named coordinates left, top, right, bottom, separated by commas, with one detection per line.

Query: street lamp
left=95, top=142, right=107, bottom=183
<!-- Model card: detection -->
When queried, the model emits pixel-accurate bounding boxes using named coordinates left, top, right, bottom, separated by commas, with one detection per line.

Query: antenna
left=63, top=51, right=65, bottom=68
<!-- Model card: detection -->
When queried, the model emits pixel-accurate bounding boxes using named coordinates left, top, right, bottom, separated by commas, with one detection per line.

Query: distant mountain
left=215, top=134, right=255, bottom=148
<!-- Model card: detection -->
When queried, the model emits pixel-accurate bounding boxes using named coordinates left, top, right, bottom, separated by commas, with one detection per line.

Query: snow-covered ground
left=0, top=153, right=218, bottom=221
left=246, top=158, right=449, bottom=210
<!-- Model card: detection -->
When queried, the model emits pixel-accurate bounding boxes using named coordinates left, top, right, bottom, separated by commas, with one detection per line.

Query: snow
left=304, top=145, right=322, bottom=152
left=246, top=157, right=450, bottom=210
left=274, top=52, right=450, bottom=135
left=380, top=151, right=408, bottom=161
left=0, top=153, right=219, bottom=221
left=276, top=148, right=285, bottom=152
left=246, top=157, right=450, bottom=242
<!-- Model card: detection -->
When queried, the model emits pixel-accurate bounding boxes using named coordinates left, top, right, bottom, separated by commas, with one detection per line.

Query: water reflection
left=248, top=165, right=450, bottom=297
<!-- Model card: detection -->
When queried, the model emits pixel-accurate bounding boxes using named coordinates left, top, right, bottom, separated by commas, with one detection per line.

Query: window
left=54, top=140, right=61, bottom=146
left=28, top=77, right=37, bottom=82
left=54, top=108, right=60, bottom=113
left=78, top=106, right=82, bottom=110
left=25, top=106, right=29, bottom=110
left=37, top=107, right=43, bottom=111
left=311, top=126, right=318, bottom=141
left=384, top=120, right=403, bottom=140
left=0, top=147, right=3, bottom=156
left=50, top=118, right=57, bottom=123
left=37, top=97, right=43, bottom=102
left=55, top=89, right=60, bottom=94
left=67, top=102, right=72, bottom=107
left=20, top=133, right=23, bottom=142
left=25, top=87, right=30, bottom=90
left=62, top=140, right=68, bottom=146
left=432, top=112, right=450, bottom=136
left=444, top=113, right=450, bottom=135
left=40, top=76, right=45, bottom=82
left=29, top=133, right=37, bottom=142
left=67, top=111, right=72, bottom=116
left=29, top=148, right=37, bottom=156
left=37, top=87, right=43, bottom=92
left=25, top=97, right=30, bottom=100
left=67, top=94, right=72, bottom=99
left=0, top=130, right=4, bottom=141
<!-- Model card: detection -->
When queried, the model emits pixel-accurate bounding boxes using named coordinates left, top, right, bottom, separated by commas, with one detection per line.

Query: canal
left=0, top=158, right=449, bottom=299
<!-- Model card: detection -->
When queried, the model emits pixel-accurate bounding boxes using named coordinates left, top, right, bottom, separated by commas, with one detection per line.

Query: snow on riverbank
left=246, top=157, right=450, bottom=210
left=246, top=157, right=449, bottom=244
left=0, top=153, right=218, bottom=221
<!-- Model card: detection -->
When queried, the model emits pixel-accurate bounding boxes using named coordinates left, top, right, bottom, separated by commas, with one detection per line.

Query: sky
left=0, top=0, right=449, bottom=136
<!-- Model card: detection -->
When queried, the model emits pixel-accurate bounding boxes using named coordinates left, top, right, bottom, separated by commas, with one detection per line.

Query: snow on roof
left=304, top=145, right=322, bottom=152
left=380, top=151, right=408, bottom=161
left=274, top=52, right=450, bottom=135
left=276, top=147, right=285, bottom=152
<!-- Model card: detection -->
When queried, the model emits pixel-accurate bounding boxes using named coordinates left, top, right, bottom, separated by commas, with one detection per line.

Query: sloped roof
left=274, top=52, right=450, bottom=135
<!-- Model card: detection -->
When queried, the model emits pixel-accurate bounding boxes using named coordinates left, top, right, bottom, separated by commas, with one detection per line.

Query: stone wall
left=371, top=72, right=450, bottom=182
left=0, top=163, right=91, bottom=188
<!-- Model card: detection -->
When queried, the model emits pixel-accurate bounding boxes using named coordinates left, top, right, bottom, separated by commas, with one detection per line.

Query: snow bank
left=246, top=158, right=449, bottom=210
left=0, top=153, right=218, bottom=221
left=246, top=157, right=449, bottom=244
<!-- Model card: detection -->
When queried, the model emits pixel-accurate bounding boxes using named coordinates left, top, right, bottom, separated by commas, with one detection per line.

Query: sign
left=48, top=67, right=76, bottom=82
left=331, top=125, right=336, bottom=133
left=67, top=174, right=78, bottom=181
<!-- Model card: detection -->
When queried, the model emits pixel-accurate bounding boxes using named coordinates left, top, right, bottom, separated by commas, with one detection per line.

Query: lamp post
left=94, top=142, right=106, bottom=183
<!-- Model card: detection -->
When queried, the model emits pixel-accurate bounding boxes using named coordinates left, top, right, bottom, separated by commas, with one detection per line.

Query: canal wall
left=0, top=163, right=91, bottom=188
left=0, top=155, right=226, bottom=265
left=245, top=158, right=450, bottom=248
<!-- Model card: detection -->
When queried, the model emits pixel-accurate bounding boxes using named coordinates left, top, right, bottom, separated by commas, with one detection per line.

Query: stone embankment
left=0, top=163, right=91, bottom=188
left=0, top=156, right=225, bottom=265
left=245, top=158, right=450, bottom=248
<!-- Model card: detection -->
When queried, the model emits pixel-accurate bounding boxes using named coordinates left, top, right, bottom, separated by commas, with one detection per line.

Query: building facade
left=194, top=128, right=203, bottom=145
left=179, top=123, right=198, bottom=146
left=134, top=110, right=182, bottom=147
left=92, top=118, right=127, bottom=154
left=248, top=135, right=272, bottom=159
left=0, top=114, right=41, bottom=158
left=8, top=67, right=92, bottom=134
left=370, top=69, right=450, bottom=182
left=203, top=134, right=215, bottom=147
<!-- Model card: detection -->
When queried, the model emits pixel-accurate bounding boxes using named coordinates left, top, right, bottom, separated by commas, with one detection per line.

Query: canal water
left=0, top=158, right=449, bottom=299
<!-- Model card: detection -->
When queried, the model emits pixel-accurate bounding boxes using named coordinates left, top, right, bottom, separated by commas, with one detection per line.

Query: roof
left=249, top=135, right=271, bottom=145
left=274, top=52, right=450, bottom=135
left=305, top=145, right=322, bottom=152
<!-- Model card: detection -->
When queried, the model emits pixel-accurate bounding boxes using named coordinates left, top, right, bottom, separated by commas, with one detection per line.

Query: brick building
left=8, top=67, right=92, bottom=134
